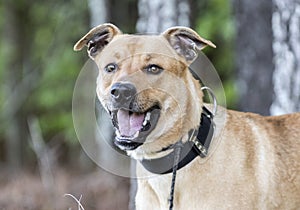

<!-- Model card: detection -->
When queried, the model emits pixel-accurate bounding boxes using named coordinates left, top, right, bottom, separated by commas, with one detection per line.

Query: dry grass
left=0, top=168, right=130, bottom=210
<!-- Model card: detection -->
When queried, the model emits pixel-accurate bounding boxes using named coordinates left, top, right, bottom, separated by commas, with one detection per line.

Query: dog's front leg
left=135, top=179, right=160, bottom=210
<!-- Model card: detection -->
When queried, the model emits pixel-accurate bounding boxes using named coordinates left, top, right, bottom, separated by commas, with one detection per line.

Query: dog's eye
left=144, top=64, right=163, bottom=74
left=104, top=63, right=118, bottom=73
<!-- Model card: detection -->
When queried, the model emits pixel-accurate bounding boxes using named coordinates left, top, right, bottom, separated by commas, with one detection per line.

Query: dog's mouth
left=110, top=105, right=161, bottom=151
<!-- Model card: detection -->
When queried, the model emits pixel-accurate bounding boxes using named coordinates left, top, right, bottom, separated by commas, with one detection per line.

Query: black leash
left=168, top=140, right=183, bottom=210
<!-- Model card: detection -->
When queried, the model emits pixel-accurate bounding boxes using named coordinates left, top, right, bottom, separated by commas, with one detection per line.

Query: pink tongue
left=117, top=110, right=145, bottom=137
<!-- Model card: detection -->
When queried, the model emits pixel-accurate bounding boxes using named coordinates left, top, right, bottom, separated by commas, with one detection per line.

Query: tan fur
left=74, top=24, right=300, bottom=209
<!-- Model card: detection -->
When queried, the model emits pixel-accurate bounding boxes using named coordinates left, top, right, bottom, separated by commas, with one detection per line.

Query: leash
left=168, top=140, right=183, bottom=210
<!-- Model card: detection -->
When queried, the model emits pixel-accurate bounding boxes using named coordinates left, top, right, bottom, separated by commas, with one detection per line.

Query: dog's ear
left=162, top=27, right=216, bottom=63
left=73, top=23, right=122, bottom=58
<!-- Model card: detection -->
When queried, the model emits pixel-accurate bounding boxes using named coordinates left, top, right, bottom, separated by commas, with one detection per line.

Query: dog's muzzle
left=109, top=83, right=161, bottom=151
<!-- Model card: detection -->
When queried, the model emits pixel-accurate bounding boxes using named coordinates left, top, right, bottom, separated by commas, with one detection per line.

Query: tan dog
left=74, top=23, right=300, bottom=209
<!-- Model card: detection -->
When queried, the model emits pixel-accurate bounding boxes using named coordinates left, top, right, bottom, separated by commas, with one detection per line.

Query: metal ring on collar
left=201, top=86, right=218, bottom=117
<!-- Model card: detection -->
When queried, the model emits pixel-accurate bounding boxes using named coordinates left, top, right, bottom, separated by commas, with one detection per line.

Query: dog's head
left=74, top=23, right=215, bottom=159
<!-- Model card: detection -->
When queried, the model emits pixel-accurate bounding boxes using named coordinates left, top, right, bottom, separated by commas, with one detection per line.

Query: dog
left=74, top=23, right=300, bottom=209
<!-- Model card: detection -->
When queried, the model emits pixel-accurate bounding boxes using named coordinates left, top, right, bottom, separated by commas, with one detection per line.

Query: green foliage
left=27, top=1, right=89, bottom=144
left=0, top=0, right=89, bottom=146
left=195, top=0, right=237, bottom=108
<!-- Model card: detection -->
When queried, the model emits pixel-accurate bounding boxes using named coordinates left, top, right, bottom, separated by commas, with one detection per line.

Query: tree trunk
left=2, top=1, right=28, bottom=170
left=88, top=0, right=108, bottom=27
left=233, top=0, right=274, bottom=115
left=136, top=0, right=190, bottom=33
left=270, top=0, right=300, bottom=115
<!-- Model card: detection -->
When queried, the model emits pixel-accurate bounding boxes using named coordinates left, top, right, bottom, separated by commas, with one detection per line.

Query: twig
left=28, top=116, right=56, bottom=206
left=64, top=194, right=85, bottom=210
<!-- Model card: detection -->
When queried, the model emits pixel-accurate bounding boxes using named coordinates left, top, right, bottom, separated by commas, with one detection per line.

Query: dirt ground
left=0, top=168, right=130, bottom=210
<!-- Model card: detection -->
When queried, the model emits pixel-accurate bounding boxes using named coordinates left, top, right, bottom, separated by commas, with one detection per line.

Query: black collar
left=140, top=106, right=215, bottom=174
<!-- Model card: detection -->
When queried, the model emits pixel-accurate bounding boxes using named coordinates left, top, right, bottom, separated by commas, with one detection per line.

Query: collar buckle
left=191, top=138, right=208, bottom=156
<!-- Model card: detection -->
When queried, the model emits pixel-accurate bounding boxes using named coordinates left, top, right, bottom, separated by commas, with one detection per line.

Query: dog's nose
left=110, top=83, right=137, bottom=107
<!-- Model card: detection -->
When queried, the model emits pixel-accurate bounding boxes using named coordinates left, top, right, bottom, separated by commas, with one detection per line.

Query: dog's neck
left=139, top=106, right=215, bottom=174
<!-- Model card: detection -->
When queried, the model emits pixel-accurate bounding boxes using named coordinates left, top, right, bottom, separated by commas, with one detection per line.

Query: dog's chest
left=145, top=163, right=206, bottom=209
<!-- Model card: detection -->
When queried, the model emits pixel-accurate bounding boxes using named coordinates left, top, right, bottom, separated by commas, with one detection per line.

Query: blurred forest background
left=0, top=0, right=299, bottom=209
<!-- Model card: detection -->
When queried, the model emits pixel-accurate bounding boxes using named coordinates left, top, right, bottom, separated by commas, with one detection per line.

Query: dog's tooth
left=143, top=119, right=147, bottom=126
left=116, top=130, right=121, bottom=137
left=143, top=112, right=150, bottom=126
left=146, top=112, right=151, bottom=121
left=133, top=131, right=139, bottom=138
